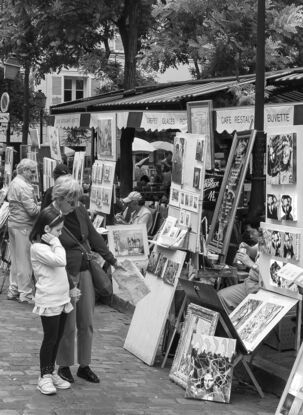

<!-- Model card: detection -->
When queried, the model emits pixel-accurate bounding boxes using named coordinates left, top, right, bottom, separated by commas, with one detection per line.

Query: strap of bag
left=63, top=226, right=90, bottom=256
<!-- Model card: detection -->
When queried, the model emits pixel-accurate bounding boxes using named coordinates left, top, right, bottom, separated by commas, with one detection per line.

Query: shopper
left=41, top=163, right=69, bottom=210
left=7, top=158, right=40, bottom=303
left=50, top=175, right=121, bottom=384
left=30, top=206, right=79, bottom=395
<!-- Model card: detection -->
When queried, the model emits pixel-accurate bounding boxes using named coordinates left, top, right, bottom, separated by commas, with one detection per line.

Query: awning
left=132, top=138, right=155, bottom=153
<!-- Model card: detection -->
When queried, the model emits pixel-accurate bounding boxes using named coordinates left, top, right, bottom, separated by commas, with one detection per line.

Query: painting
left=96, top=117, right=116, bottom=160
left=49, top=126, right=61, bottom=161
left=230, top=290, right=298, bottom=352
left=172, top=135, right=186, bottom=185
left=147, top=248, right=160, bottom=274
left=92, top=214, right=104, bottom=229
left=271, top=230, right=282, bottom=257
left=169, top=187, right=180, bottom=207
left=195, top=139, right=204, bottom=162
left=280, top=194, right=297, bottom=221
left=207, top=130, right=256, bottom=256
left=162, top=259, right=180, bottom=285
left=72, top=151, right=85, bottom=184
left=185, top=334, right=236, bottom=403
left=282, top=232, right=300, bottom=261
left=276, top=342, right=303, bottom=415
left=107, top=224, right=149, bottom=262
left=267, top=193, right=279, bottom=220
left=267, top=133, right=296, bottom=185
left=193, top=167, right=201, bottom=189
left=169, top=303, right=219, bottom=389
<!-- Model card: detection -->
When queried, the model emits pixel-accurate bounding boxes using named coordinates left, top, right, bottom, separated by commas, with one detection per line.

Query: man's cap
left=122, top=191, right=142, bottom=203
left=53, top=163, right=69, bottom=178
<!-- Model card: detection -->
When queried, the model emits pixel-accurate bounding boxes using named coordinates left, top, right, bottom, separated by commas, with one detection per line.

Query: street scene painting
left=185, top=335, right=236, bottom=403
left=107, top=224, right=149, bottom=262
left=169, top=304, right=219, bottom=389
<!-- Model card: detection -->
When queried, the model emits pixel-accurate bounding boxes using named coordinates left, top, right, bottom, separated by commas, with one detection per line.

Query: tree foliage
left=139, top=0, right=303, bottom=79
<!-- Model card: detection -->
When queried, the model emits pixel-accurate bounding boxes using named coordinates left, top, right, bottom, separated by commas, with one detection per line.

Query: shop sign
left=216, top=105, right=294, bottom=133
left=140, top=111, right=187, bottom=132
left=54, top=113, right=81, bottom=129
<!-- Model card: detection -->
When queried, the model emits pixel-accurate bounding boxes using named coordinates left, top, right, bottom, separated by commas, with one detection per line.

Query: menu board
left=207, top=130, right=256, bottom=258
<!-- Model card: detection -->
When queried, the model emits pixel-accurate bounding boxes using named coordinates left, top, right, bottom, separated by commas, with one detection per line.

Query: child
left=30, top=206, right=80, bottom=395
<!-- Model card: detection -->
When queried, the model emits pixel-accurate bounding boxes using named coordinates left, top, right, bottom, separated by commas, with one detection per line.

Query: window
left=64, top=77, right=85, bottom=102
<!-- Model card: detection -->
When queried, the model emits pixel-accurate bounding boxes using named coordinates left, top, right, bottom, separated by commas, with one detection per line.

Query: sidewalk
left=0, top=271, right=279, bottom=415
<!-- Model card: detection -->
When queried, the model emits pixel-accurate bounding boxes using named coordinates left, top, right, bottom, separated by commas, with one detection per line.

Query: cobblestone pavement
left=0, top=273, right=279, bottom=415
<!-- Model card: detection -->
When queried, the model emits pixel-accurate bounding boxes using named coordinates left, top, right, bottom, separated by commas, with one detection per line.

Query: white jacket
left=31, top=237, right=70, bottom=308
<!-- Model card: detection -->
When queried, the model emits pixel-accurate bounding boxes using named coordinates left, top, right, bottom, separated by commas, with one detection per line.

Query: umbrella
left=152, top=141, right=173, bottom=153
left=133, top=137, right=155, bottom=153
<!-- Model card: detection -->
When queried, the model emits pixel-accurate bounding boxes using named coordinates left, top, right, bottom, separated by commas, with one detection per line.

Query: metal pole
left=254, top=0, right=265, bottom=131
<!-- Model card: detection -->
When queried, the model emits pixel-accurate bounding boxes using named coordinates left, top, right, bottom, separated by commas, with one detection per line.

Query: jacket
left=60, top=204, right=116, bottom=276
left=7, top=175, right=40, bottom=228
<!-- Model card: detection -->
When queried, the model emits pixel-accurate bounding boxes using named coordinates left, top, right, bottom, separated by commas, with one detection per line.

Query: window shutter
left=91, top=78, right=100, bottom=96
left=51, top=76, right=62, bottom=105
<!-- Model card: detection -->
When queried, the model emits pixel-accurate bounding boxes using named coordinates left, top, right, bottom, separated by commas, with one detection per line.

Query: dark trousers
left=40, top=312, right=68, bottom=377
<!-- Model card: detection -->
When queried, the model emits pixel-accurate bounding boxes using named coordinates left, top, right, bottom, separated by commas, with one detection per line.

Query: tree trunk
left=22, top=63, right=30, bottom=145
left=120, top=127, right=135, bottom=197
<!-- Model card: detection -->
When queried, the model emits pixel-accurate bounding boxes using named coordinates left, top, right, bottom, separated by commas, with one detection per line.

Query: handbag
left=63, top=226, right=113, bottom=297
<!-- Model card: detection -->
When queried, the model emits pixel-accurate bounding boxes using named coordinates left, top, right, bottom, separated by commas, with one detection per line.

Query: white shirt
left=31, top=237, right=71, bottom=308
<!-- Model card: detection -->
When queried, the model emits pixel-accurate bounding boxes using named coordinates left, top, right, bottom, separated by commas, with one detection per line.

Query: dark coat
left=59, top=204, right=116, bottom=276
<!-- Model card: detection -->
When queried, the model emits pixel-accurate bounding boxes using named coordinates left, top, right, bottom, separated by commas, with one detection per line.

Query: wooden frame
left=187, top=100, right=214, bottom=170
left=107, top=224, right=149, bottom=263
left=169, top=303, right=219, bottom=389
left=207, top=129, right=256, bottom=259
left=275, top=341, right=303, bottom=414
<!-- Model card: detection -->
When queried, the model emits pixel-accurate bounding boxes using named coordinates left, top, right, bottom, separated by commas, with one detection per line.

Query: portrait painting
left=195, top=139, right=204, bottom=162
left=193, top=167, right=201, bottom=189
left=172, top=136, right=185, bottom=185
left=96, top=117, right=116, bottom=160
left=267, top=133, right=296, bottom=185
left=107, top=224, right=149, bottom=262
left=276, top=342, right=303, bottom=415
left=280, top=194, right=297, bottom=221
left=162, top=259, right=180, bottom=286
left=169, top=304, right=219, bottom=389
left=271, top=230, right=282, bottom=257
left=185, top=335, right=236, bottom=403
left=283, top=232, right=300, bottom=261
left=259, top=228, right=272, bottom=255
left=267, top=193, right=279, bottom=220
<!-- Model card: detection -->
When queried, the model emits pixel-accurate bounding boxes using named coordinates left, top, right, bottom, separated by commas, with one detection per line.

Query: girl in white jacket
left=30, top=206, right=79, bottom=395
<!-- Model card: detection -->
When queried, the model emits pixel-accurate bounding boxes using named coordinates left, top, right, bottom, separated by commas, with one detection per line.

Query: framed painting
left=185, top=334, right=236, bottom=403
left=96, top=116, right=116, bottom=161
left=107, top=224, right=149, bottom=262
left=169, top=303, right=219, bottom=389
left=187, top=100, right=214, bottom=170
left=207, top=129, right=256, bottom=259
left=275, top=341, right=303, bottom=415
left=267, top=133, right=296, bottom=185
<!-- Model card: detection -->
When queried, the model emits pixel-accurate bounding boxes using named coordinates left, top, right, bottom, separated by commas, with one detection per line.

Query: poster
left=267, top=133, right=296, bottom=185
left=207, top=130, right=256, bottom=256
left=96, top=117, right=116, bottom=161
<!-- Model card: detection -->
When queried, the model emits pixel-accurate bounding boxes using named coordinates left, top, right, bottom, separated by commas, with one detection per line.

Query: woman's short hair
left=30, top=205, right=64, bottom=242
left=52, top=175, right=82, bottom=202
left=16, top=158, right=37, bottom=175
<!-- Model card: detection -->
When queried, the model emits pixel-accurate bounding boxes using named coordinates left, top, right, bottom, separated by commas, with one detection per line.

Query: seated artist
left=115, top=191, right=153, bottom=234
left=218, top=241, right=260, bottom=314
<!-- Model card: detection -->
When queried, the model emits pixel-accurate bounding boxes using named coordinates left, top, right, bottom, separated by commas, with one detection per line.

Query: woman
left=50, top=175, right=121, bottom=384
left=7, top=158, right=40, bottom=303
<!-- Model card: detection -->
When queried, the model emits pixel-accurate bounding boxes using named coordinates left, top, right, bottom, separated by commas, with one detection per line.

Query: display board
left=187, top=100, right=214, bottom=170
left=207, top=129, right=256, bottom=258
left=124, top=247, right=186, bottom=365
left=168, top=132, right=207, bottom=253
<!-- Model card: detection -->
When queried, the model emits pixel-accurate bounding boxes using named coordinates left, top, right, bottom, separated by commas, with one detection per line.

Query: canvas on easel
left=123, top=247, right=186, bottom=365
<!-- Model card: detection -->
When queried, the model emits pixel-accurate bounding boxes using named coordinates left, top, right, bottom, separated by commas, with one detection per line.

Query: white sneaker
left=37, top=374, right=57, bottom=395
left=51, top=371, right=71, bottom=389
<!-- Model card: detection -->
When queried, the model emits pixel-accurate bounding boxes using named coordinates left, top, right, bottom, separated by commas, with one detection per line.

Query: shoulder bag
left=63, top=226, right=113, bottom=297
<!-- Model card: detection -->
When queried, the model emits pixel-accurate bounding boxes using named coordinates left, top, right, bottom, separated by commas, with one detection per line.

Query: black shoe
left=58, top=366, right=74, bottom=383
left=77, top=366, right=100, bottom=383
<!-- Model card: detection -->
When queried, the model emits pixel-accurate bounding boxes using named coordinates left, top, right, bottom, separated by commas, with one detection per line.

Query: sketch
left=193, top=167, right=201, bottom=189
left=230, top=299, right=261, bottom=330
left=267, top=193, right=279, bottom=220
left=195, top=139, right=204, bottom=162
left=169, top=304, right=219, bottom=389
left=162, top=259, right=180, bottom=286
left=97, top=118, right=116, bottom=160
left=259, top=228, right=272, bottom=255
left=271, top=231, right=282, bottom=257
left=283, top=232, right=300, bottom=261
left=185, top=335, right=236, bottom=403
left=276, top=342, right=303, bottom=415
left=107, top=224, right=149, bottom=262
left=172, top=136, right=185, bottom=185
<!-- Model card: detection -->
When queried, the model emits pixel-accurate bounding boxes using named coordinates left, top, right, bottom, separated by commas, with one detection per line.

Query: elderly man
left=7, top=158, right=40, bottom=303
left=115, top=191, right=153, bottom=233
